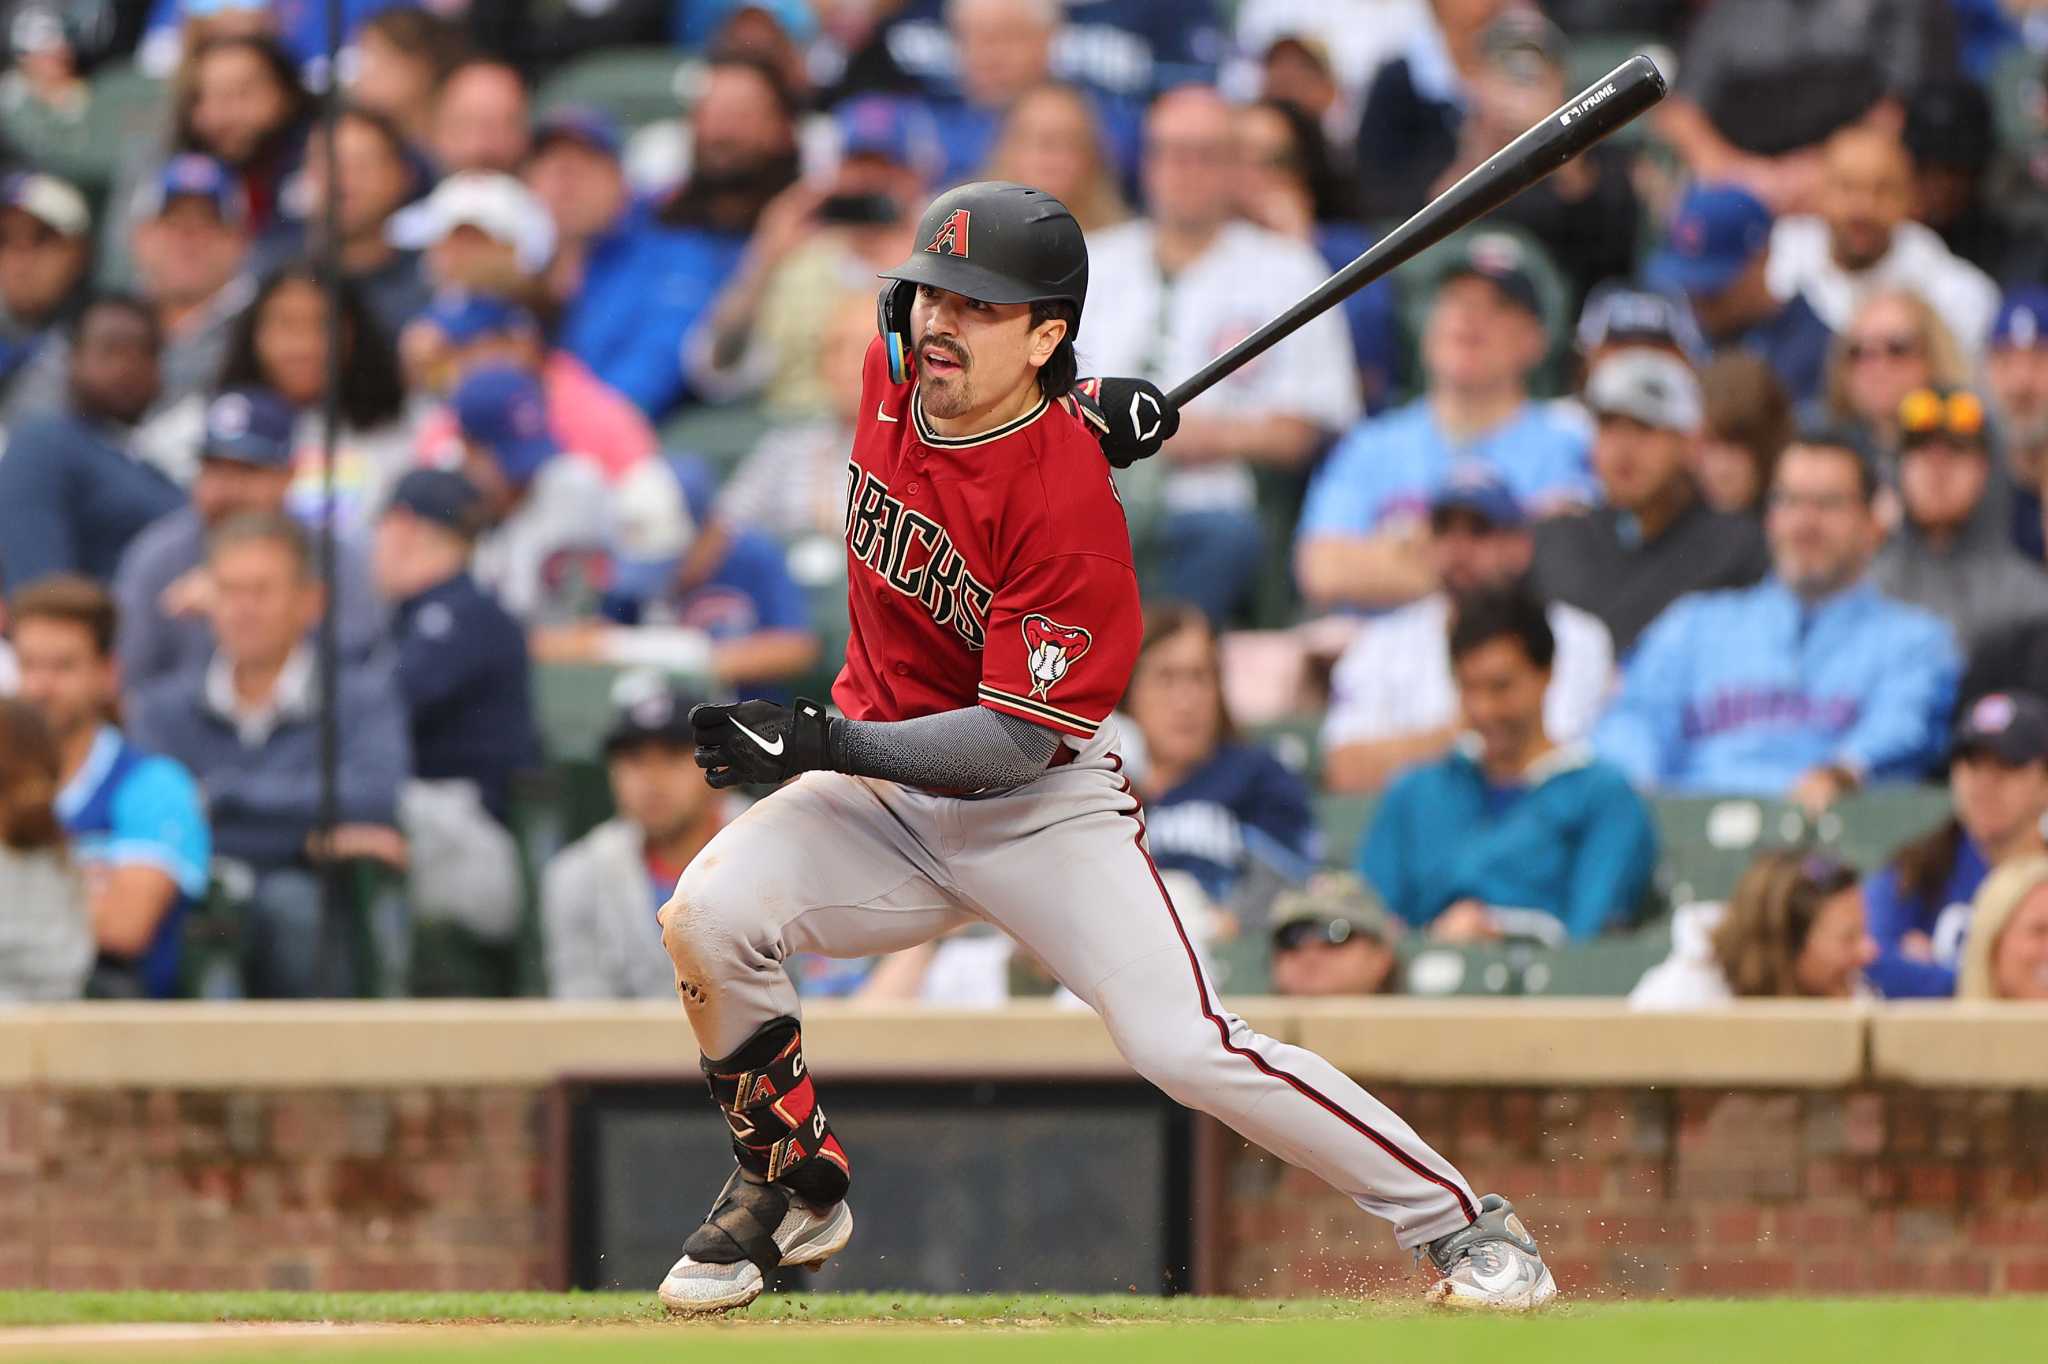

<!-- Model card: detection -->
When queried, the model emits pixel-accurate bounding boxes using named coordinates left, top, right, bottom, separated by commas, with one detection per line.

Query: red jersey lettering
left=834, top=337, right=1139, bottom=743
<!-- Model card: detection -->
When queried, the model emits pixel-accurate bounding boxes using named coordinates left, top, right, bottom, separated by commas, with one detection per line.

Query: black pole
left=315, top=0, right=345, bottom=963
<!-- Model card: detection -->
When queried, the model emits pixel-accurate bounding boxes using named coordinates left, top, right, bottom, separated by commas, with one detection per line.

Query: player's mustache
left=914, top=333, right=970, bottom=369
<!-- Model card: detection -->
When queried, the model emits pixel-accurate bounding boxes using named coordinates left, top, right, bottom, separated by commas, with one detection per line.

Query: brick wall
left=5, top=1081, right=2044, bottom=1296
left=1214, top=1086, right=2048, bottom=1298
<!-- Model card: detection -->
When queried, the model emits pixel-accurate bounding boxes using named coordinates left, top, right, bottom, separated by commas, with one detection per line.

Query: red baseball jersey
left=833, top=336, right=1141, bottom=746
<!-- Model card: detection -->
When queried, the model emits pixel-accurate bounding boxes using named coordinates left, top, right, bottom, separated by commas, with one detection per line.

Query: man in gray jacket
left=127, top=512, right=411, bottom=997
left=543, top=672, right=721, bottom=999
left=1874, top=385, right=2048, bottom=650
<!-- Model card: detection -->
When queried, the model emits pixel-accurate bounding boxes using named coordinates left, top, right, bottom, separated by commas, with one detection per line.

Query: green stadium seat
left=659, top=400, right=777, bottom=481
left=1315, top=793, right=1378, bottom=867
left=1825, top=785, right=1950, bottom=873
left=535, top=46, right=690, bottom=132
left=1249, top=713, right=1322, bottom=785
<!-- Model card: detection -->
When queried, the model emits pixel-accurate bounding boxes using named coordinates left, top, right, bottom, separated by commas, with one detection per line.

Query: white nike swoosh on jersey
left=876, top=402, right=901, bottom=423
left=731, top=716, right=785, bottom=755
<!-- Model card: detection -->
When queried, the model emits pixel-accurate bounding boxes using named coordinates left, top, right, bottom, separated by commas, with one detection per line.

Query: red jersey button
left=893, top=661, right=911, bottom=676
left=906, top=480, right=920, bottom=495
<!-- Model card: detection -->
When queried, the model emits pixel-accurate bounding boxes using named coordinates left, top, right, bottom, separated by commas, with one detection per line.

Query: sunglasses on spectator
left=1845, top=334, right=1920, bottom=363
left=1273, top=918, right=1368, bottom=952
left=1898, top=388, right=1986, bottom=440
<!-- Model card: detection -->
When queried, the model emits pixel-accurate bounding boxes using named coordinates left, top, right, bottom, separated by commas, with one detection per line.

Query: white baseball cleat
left=1423, top=1194, right=1558, bottom=1311
left=659, top=1168, right=854, bottom=1316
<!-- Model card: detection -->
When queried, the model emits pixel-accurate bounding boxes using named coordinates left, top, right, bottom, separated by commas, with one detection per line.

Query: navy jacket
left=1146, top=741, right=1318, bottom=902
left=391, top=572, right=538, bottom=818
left=0, top=410, right=184, bottom=587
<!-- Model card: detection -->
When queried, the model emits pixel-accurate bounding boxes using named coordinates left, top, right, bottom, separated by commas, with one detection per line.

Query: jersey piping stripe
left=1109, top=763, right=1481, bottom=1228
left=912, top=392, right=1051, bottom=448
left=976, top=684, right=1100, bottom=733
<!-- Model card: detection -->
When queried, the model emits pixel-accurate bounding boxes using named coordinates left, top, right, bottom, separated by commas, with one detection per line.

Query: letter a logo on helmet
left=924, top=208, right=970, bottom=258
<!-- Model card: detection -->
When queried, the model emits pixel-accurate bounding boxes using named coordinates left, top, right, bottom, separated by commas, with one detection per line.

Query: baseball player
left=656, top=182, right=1556, bottom=1313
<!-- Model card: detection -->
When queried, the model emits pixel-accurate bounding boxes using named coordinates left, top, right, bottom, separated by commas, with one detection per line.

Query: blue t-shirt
left=1296, top=399, right=1594, bottom=543
left=55, top=727, right=210, bottom=998
left=1863, top=834, right=1984, bottom=998
left=1144, top=741, right=1318, bottom=902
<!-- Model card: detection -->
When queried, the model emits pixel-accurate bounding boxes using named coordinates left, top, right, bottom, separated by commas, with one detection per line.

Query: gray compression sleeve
left=829, top=705, right=1062, bottom=791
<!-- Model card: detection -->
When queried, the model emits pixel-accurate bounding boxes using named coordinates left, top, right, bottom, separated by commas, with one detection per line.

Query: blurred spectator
left=544, top=671, right=721, bottom=1000
left=117, top=387, right=382, bottom=692
left=449, top=364, right=639, bottom=624
left=411, top=291, right=658, bottom=487
left=1231, top=0, right=1432, bottom=149
left=529, top=106, right=734, bottom=420
left=1865, top=691, right=2048, bottom=999
left=1352, top=0, right=1518, bottom=221
left=128, top=512, right=410, bottom=999
left=1123, top=603, right=1317, bottom=909
left=1573, top=286, right=1707, bottom=377
left=372, top=468, right=533, bottom=952
left=465, top=0, right=671, bottom=82
left=1323, top=468, right=1614, bottom=794
left=1646, top=182, right=1833, bottom=405
left=1361, top=588, right=1656, bottom=946
left=925, top=0, right=1062, bottom=184
left=428, top=57, right=531, bottom=177
left=1232, top=97, right=1399, bottom=404
left=389, top=170, right=555, bottom=303
left=655, top=52, right=801, bottom=245
left=0, top=294, right=178, bottom=589
left=1594, top=434, right=1960, bottom=805
left=685, top=93, right=936, bottom=417
left=1532, top=350, right=1769, bottom=654
left=268, top=104, right=431, bottom=337
left=347, top=5, right=470, bottom=148
left=984, top=83, right=1130, bottom=233
left=1873, top=386, right=2048, bottom=648
left=1091, top=86, right=1360, bottom=622
left=713, top=291, right=867, bottom=542
left=128, top=155, right=253, bottom=413
left=1767, top=128, right=1998, bottom=358
left=1657, top=0, right=1951, bottom=210
left=1296, top=232, right=1583, bottom=612
left=12, top=578, right=207, bottom=999
left=105, top=34, right=311, bottom=282
left=206, top=262, right=413, bottom=536
left=1986, top=288, right=2048, bottom=561
left=1817, top=288, right=1969, bottom=460
left=0, top=171, right=92, bottom=428
left=0, top=697, right=92, bottom=1002
left=1629, top=851, right=1875, bottom=1008
left=1417, top=11, right=1640, bottom=309
left=1903, top=76, right=2006, bottom=272
left=1268, top=872, right=1401, bottom=998
left=1695, top=353, right=1794, bottom=517
left=1957, top=854, right=2048, bottom=1000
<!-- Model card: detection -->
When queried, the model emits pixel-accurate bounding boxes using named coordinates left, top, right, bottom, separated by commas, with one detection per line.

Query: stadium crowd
left=1, top=0, right=2047, bottom=1010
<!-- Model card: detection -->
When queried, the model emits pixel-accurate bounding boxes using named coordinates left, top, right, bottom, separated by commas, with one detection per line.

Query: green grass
left=0, top=1293, right=2043, bottom=1364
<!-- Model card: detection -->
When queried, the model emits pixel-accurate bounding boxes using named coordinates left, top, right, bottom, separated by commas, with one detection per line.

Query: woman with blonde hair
left=1630, top=850, right=1877, bottom=1007
left=983, top=84, right=1129, bottom=234
left=0, top=699, right=93, bottom=1002
left=1956, top=856, right=2048, bottom=1000
left=1820, top=288, right=1969, bottom=458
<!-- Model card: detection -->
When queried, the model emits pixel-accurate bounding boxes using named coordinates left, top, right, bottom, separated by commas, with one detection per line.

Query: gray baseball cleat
left=1423, top=1194, right=1558, bottom=1310
left=658, top=1168, right=854, bottom=1315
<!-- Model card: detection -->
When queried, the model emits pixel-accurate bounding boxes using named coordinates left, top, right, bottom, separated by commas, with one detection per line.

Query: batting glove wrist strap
left=690, top=697, right=835, bottom=789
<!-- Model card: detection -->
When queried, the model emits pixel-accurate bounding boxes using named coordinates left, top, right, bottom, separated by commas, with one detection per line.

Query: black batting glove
left=690, top=698, right=835, bottom=789
left=1072, top=376, right=1180, bottom=468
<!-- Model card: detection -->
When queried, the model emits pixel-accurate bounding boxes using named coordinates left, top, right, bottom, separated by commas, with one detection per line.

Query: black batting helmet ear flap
left=877, top=280, right=915, bottom=384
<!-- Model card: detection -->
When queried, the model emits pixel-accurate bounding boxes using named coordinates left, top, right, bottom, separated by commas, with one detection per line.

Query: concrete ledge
left=0, top=999, right=2035, bottom=1091
left=1868, top=1002, right=2048, bottom=1088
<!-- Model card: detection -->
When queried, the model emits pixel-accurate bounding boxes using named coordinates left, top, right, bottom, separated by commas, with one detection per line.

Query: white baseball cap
left=387, top=172, right=556, bottom=274
left=1585, top=348, right=1703, bottom=435
left=0, top=170, right=90, bottom=239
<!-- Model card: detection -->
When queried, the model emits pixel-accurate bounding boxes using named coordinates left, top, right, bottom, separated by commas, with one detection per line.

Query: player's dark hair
left=1030, top=297, right=1079, bottom=399
left=1448, top=587, right=1555, bottom=671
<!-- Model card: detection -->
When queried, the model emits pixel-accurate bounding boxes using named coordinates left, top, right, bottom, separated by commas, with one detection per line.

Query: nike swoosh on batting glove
left=1072, top=376, right=1180, bottom=468
left=689, top=698, right=834, bottom=788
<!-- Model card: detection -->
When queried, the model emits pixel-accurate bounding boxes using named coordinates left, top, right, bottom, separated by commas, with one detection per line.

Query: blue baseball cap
left=200, top=387, right=296, bottom=467
left=1645, top=183, right=1772, bottom=296
left=454, top=364, right=556, bottom=485
left=1991, top=288, right=2048, bottom=351
left=532, top=105, right=623, bottom=161
left=834, top=94, right=942, bottom=178
left=424, top=290, right=538, bottom=346
left=385, top=467, right=488, bottom=538
left=1430, top=462, right=1525, bottom=529
left=140, top=153, right=246, bottom=227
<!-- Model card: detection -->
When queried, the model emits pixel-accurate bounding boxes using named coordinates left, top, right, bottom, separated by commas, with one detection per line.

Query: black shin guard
left=701, top=1017, right=850, bottom=1209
